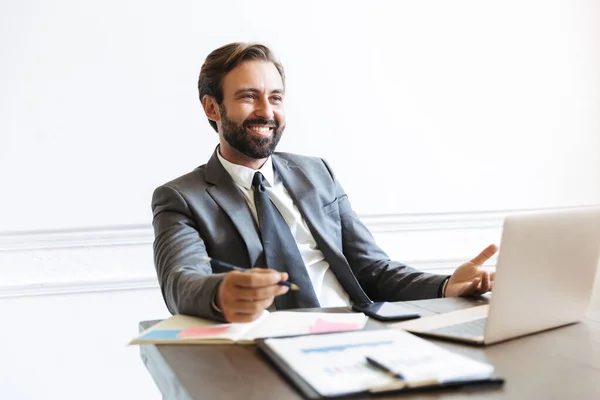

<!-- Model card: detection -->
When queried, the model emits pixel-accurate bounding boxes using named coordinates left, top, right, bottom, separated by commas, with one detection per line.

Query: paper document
left=129, top=311, right=367, bottom=345
left=262, top=329, right=494, bottom=397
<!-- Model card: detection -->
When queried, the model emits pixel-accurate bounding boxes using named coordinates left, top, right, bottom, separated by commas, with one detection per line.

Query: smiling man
left=151, top=42, right=497, bottom=323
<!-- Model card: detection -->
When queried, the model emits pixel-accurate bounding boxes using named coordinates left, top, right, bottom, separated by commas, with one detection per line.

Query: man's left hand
left=444, top=244, right=498, bottom=297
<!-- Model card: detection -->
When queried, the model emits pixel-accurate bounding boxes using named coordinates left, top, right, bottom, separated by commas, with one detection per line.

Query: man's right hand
left=215, top=268, right=289, bottom=322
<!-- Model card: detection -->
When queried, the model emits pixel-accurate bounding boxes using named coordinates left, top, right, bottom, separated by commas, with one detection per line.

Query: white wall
left=1, top=1, right=598, bottom=399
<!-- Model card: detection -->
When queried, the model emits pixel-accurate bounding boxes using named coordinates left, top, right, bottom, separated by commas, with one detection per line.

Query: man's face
left=217, top=61, right=286, bottom=159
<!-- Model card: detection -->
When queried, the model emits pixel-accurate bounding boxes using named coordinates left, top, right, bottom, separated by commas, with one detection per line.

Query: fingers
left=217, top=269, right=290, bottom=322
left=468, top=244, right=499, bottom=266
left=448, top=279, right=480, bottom=297
left=477, top=271, right=491, bottom=293
left=234, top=269, right=287, bottom=288
left=459, top=278, right=481, bottom=296
left=457, top=271, right=492, bottom=296
left=247, top=268, right=289, bottom=281
left=227, top=297, right=276, bottom=314
left=227, top=282, right=289, bottom=301
left=222, top=291, right=285, bottom=322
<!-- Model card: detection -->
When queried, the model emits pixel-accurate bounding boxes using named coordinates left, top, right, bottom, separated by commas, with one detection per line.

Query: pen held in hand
left=200, top=256, right=300, bottom=291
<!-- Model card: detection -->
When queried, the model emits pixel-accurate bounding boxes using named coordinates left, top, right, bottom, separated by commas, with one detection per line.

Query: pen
left=366, top=356, right=443, bottom=390
left=365, top=356, right=405, bottom=380
left=200, top=256, right=300, bottom=291
left=366, top=356, right=504, bottom=392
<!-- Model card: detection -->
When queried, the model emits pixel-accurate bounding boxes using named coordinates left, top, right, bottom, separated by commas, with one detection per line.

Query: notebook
left=256, top=329, right=503, bottom=399
left=129, top=311, right=368, bottom=345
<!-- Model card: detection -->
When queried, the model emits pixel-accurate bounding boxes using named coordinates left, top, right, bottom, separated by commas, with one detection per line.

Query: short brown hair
left=198, top=42, right=286, bottom=132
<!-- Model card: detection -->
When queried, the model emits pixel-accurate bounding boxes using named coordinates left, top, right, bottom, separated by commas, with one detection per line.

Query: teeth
left=248, top=126, right=271, bottom=133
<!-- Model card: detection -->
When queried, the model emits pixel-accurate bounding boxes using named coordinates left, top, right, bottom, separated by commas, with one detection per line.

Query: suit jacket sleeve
left=321, top=159, right=450, bottom=301
left=151, top=184, right=226, bottom=320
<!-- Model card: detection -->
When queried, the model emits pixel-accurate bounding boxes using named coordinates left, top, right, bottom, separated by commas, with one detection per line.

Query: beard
left=219, top=104, right=285, bottom=159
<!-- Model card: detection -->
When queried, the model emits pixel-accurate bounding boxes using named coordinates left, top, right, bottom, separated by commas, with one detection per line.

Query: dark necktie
left=252, top=172, right=320, bottom=309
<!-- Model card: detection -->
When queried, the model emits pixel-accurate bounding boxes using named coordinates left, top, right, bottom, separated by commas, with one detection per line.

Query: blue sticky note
left=138, top=329, right=182, bottom=340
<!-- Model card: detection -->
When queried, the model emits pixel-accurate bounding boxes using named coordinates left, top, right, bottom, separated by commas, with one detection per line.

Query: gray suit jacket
left=151, top=149, right=448, bottom=320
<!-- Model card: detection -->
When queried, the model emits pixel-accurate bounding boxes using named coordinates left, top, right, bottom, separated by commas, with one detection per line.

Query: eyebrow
left=234, top=88, right=285, bottom=96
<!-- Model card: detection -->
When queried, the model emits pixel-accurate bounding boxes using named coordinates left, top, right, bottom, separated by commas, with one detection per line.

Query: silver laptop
left=397, top=207, right=600, bottom=345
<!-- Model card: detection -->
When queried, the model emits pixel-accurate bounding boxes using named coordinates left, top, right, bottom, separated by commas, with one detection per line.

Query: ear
left=201, top=95, right=221, bottom=122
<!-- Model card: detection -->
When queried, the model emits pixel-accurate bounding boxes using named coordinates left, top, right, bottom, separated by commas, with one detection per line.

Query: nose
left=254, top=97, right=274, bottom=120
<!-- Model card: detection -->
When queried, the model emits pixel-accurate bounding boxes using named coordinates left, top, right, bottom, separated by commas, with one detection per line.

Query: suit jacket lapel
left=204, top=150, right=263, bottom=267
left=272, top=155, right=342, bottom=258
left=273, top=155, right=371, bottom=305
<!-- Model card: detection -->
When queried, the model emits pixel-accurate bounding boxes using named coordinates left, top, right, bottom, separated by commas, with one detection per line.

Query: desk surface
left=138, top=297, right=600, bottom=400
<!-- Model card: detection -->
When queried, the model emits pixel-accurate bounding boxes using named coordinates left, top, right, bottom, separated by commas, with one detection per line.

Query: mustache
left=243, top=118, right=278, bottom=129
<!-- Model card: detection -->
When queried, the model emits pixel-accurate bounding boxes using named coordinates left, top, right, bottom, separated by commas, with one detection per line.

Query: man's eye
left=271, top=96, right=283, bottom=103
left=242, top=94, right=254, bottom=99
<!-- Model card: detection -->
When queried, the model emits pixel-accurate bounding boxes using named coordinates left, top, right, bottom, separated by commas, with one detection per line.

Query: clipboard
left=255, top=329, right=505, bottom=399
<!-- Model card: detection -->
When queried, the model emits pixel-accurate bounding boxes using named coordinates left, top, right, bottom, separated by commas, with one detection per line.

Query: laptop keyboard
left=428, top=317, right=487, bottom=338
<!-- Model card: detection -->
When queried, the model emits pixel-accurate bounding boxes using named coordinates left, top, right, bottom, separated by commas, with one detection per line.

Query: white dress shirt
left=217, top=150, right=351, bottom=307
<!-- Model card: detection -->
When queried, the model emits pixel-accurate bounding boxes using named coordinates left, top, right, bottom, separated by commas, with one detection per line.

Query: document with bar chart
left=263, top=330, right=400, bottom=396
left=261, top=329, right=495, bottom=398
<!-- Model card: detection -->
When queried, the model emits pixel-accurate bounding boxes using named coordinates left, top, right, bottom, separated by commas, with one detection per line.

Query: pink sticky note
left=178, top=325, right=231, bottom=337
left=309, top=318, right=362, bottom=334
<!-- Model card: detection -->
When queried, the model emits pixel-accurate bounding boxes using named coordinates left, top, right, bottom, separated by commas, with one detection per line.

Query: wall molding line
left=0, top=225, right=155, bottom=252
left=0, top=259, right=496, bottom=299
left=0, top=276, right=160, bottom=298
left=0, top=206, right=573, bottom=252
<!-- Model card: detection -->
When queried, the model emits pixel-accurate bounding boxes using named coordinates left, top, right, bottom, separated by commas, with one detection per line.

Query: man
left=152, top=42, right=496, bottom=323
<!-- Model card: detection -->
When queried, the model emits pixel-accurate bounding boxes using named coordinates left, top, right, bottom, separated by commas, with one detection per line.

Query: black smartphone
left=352, top=302, right=421, bottom=322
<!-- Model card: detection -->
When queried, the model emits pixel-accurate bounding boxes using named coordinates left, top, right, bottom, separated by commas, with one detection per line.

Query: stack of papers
left=129, top=311, right=368, bottom=345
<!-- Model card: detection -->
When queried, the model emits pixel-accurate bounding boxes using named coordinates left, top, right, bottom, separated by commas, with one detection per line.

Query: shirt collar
left=216, top=148, right=275, bottom=190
